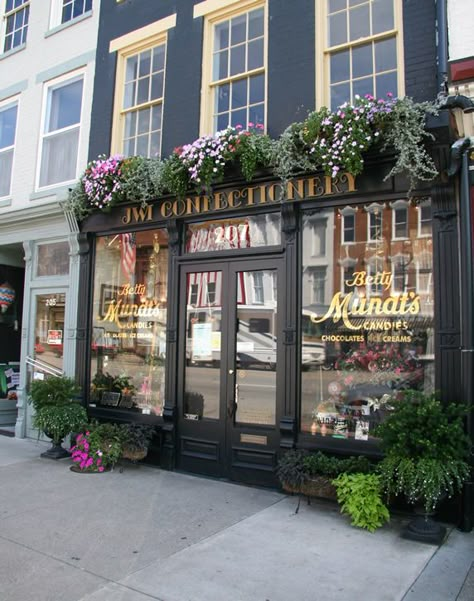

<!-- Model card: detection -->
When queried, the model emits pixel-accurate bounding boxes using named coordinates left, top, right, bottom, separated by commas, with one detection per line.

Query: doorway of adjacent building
left=177, top=258, right=284, bottom=485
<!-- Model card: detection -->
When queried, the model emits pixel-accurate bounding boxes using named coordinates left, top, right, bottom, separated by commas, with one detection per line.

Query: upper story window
left=391, top=199, right=409, bottom=239
left=61, top=0, right=92, bottom=24
left=109, top=16, right=176, bottom=158
left=3, top=0, right=29, bottom=53
left=317, top=0, right=403, bottom=110
left=197, top=1, right=266, bottom=134
left=38, top=74, right=84, bottom=188
left=120, top=43, right=165, bottom=157
left=340, top=206, right=356, bottom=243
left=0, top=99, right=18, bottom=198
left=418, top=201, right=432, bottom=237
left=366, top=203, right=383, bottom=241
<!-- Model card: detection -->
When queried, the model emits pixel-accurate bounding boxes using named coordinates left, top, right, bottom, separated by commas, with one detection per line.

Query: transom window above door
left=317, top=0, right=403, bottom=110
left=197, top=1, right=266, bottom=134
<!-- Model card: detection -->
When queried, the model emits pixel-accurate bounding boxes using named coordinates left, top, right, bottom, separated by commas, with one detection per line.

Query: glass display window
left=300, top=200, right=435, bottom=442
left=90, top=229, right=168, bottom=416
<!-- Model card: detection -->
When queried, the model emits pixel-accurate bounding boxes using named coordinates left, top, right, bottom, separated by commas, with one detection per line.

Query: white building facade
left=0, top=1, right=99, bottom=437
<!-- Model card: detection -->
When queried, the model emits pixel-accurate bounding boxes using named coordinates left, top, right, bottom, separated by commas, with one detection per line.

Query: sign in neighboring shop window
left=90, top=230, right=168, bottom=416
left=36, top=241, right=70, bottom=276
left=34, top=294, right=66, bottom=371
left=185, top=214, right=281, bottom=253
left=300, top=201, right=435, bottom=442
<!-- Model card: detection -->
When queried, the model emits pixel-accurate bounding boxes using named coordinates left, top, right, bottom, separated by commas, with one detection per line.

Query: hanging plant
left=66, top=95, right=439, bottom=218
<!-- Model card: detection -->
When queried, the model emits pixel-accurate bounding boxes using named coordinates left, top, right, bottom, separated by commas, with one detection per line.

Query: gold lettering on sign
left=122, top=204, right=153, bottom=224
left=123, top=173, right=358, bottom=222
left=311, top=270, right=420, bottom=331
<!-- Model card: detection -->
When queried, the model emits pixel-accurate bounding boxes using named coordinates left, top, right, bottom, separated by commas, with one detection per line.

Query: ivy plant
left=332, top=473, right=390, bottom=533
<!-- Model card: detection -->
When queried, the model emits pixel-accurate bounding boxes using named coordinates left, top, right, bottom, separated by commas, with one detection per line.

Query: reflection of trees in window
left=368, top=210, right=382, bottom=241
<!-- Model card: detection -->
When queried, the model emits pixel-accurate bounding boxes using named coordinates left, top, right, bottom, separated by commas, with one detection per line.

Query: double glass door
left=177, top=258, right=283, bottom=484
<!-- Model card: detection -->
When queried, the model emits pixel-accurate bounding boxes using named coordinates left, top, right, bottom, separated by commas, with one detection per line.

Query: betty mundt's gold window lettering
left=318, top=0, right=403, bottom=110
left=198, top=1, right=266, bottom=134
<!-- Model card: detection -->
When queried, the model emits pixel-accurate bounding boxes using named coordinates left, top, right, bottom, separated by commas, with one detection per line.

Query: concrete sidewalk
left=0, top=436, right=472, bottom=601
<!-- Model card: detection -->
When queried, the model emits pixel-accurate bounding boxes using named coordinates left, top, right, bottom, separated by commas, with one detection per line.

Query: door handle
left=227, top=383, right=238, bottom=418
left=228, top=369, right=234, bottom=374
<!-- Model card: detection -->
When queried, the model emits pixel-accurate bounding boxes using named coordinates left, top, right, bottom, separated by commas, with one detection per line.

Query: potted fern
left=29, top=376, right=87, bottom=459
left=376, top=391, right=471, bottom=543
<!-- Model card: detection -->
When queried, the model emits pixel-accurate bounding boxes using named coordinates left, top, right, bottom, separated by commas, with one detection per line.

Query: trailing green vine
left=65, top=95, right=439, bottom=219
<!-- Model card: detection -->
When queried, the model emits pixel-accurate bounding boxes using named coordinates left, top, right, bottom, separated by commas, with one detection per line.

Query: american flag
left=120, top=233, right=136, bottom=281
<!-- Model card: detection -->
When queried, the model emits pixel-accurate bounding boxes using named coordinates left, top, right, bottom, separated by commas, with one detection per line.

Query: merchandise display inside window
left=300, top=201, right=435, bottom=441
left=90, top=230, right=168, bottom=415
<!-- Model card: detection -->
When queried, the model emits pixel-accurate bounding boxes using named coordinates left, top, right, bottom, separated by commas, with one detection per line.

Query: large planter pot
left=121, top=447, right=148, bottom=462
left=41, top=432, right=69, bottom=460
left=282, top=476, right=337, bottom=500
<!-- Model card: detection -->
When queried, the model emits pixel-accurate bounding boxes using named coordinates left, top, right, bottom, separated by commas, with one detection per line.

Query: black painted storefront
left=75, top=140, right=470, bottom=491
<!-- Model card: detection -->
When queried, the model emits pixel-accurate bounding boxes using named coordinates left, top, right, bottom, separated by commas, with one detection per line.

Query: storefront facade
left=78, top=151, right=456, bottom=488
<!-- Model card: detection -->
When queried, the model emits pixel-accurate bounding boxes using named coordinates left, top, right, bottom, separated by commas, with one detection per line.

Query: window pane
left=232, top=78, right=247, bottom=109
left=329, top=0, right=346, bottom=12
left=150, top=131, right=161, bottom=158
left=40, top=128, right=79, bottom=186
left=352, top=76, right=373, bottom=99
left=33, top=294, right=66, bottom=372
left=214, top=21, right=229, bottom=51
left=247, top=38, right=263, bottom=71
left=330, top=82, right=350, bottom=109
left=186, top=216, right=281, bottom=253
left=375, top=37, right=397, bottom=72
left=230, top=44, right=246, bottom=76
left=124, top=111, right=137, bottom=139
left=216, top=83, right=230, bottom=113
left=330, top=50, right=350, bottom=83
left=136, top=134, right=149, bottom=157
left=329, top=12, right=347, bottom=46
left=90, top=230, right=169, bottom=417
left=151, top=104, right=162, bottom=131
left=123, top=137, right=135, bottom=156
left=0, top=105, right=17, bottom=148
left=37, top=241, right=70, bottom=276
left=137, top=77, right=150, bottom=105
left=213, top=50, right=228, bottom=81
left=248, top=8, right=264, bottom=39
left=47, top=79, right=83, bottom=132
left=123, top=81, right=136, bottom=109
left=152, top=45, right=165, bottom=72
left=216, top=112, right=229, bottom=131
left=137, top=107, right=150, bottom=135
left=231, top=108, right=246, bottom=128
left=231, top=14, right=246, bottom=46
left=352, top=43, right=373, bottom=78
left=125, top=55, right=138, bottom=83
left=0, top=150, right=13, bottom=196
left=151, top=72, right=164, bottom=100
left=301, top=205, right=435, bottom=439
left=138, top=50, right=152, bottom=77
left=249, top=74, right=264, bottom=104
left=373, top=0, right=394, bottom=34
left=349, top=4, right=370, bottom=40
left=376, top=71, right=397, bottom=98
left=249, top=103, right=264, bottom=128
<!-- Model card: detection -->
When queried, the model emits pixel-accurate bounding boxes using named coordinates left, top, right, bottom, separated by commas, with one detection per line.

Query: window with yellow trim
left=321, top=0, right=401, bottom=110
left=117, top=42, right=166, bottom=158
left=203, top=3, right=266, bottom=133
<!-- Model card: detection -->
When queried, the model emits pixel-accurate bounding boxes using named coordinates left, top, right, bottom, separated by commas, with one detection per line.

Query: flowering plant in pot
left=71, top=422, right=124, bottom=472
left=29, top=376, right=87, bottom=459
left=376, top=390, right=471, bottom=543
